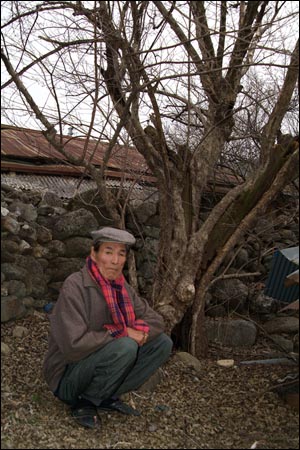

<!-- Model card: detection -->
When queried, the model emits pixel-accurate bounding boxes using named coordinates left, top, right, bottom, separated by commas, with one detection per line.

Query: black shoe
left=97, top=397, right=141, bottom=416
left=71, top=400, right=101, bottom=429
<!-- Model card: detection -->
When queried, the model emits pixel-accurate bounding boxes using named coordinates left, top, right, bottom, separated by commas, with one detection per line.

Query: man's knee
left=156, top=333, right=173, bottom=358
left=144, top=333, right=173, bottom=361
left=117, top=336, right=139, bottom=352
left=110, top=337, right=139, bottom=363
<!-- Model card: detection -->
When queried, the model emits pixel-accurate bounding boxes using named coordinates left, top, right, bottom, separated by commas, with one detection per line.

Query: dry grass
left=1, top=312, right=299, bottom=449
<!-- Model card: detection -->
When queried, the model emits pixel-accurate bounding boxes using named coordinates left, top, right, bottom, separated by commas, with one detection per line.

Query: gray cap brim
left=90, top=227, right=136, bottom=246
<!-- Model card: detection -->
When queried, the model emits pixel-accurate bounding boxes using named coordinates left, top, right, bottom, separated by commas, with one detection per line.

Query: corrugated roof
left=1, top=125, right=150, bottom=175
left=1, top=172, right=147, bottom=198
left=264, top=247, right=299, bottom=303
left=1, top=125, right=242, bottom=195
left=0, top=160, right=156, bottom=183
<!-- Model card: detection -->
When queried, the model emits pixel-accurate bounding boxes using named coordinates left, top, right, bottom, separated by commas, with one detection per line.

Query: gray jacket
left=43, top=265, right=165, bottom=393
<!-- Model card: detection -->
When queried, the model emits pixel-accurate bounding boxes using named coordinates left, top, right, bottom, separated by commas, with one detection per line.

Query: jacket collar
left=81, top=264, right=99, bottom=288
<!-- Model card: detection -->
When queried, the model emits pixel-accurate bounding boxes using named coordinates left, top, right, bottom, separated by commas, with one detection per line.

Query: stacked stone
left=1, top=183, right=298, bottom=333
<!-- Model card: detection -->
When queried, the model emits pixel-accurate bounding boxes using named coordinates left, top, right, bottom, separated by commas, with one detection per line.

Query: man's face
left=92, top=242, right=127, bottom=280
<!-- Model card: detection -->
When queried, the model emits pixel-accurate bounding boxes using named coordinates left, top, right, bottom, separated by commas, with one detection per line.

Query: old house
left=1, top=124, right=155, bottom=199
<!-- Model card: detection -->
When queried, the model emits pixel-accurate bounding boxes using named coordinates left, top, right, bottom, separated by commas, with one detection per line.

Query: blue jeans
left=56, top=333, right=173, bottom=406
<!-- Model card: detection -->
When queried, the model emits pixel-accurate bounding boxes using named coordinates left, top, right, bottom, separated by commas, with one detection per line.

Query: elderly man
left=43, top=227, right=173, bottom=429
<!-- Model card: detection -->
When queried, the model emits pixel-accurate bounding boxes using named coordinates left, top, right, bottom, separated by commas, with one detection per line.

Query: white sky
left=1, top=1, right=299, bottom=139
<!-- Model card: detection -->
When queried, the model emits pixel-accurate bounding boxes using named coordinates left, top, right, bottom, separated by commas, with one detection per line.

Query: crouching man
left=43, top=227, right=173, bottom=429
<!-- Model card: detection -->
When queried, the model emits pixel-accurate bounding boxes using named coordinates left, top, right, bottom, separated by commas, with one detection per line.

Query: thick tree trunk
left=154, top=142, right=299, bottom=355
left=189, top=147, right=300, bottom=356
left=202, top=141, right=298, bottom=267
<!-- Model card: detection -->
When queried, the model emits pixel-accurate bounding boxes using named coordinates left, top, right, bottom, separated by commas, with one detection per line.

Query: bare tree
left=1, top=1, right=299, bottom=356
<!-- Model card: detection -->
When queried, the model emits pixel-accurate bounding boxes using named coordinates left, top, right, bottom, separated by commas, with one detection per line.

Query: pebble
left=1, top=342, right=10, bottom=355
left=217, top=359, right=235, bottom=368
left=13, top=326, right=29, bottom=338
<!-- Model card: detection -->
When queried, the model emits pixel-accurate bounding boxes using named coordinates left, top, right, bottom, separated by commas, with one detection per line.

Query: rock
left=22, top=297, right=35, bottom=307
left=217, top=359, right=235, bottom=368
left=1, top=263, right=28, bottom=281
left=1, top=295, right=26, bottom=322
left=143, top=226, right=160, bottom=240
left=262, top=316, right=299, bottom=334
left=1, top=342, right=10, bottom=355
left=53, top=207, right=68, bottom=215
left=6, top=280, right=27, bottom=298
left=249, top=293, right=279, bottom=315
left=1, top=284, right=8, bottom=296
left=37, top=205, right=55, bottom=216
left=46, top=257, right=85, bottom=282
left=46, top=240, right=66, bottom=258
left=19, top=223, right=37, bottom=243
left=1, top=247, right=17, bottom=263
left=233, top=248, right=250, bottom=268
left=8, top=200, right=37, bottom=222
left=64, top=237, right=93, bottom=258
left=13, top=325, right=29, bottom=338
left=32, top=244, right=50, bottom=259
left=1, top=240, right=19, bottom=254
left=48, top=282, right=63, bottom=296
left=1, top=207, right=9, bottom=217
left=40, top=191, right=64, bottom=208
left=129, top=199, right=157, bottom=225
left=280, top=229, right=296, bottom=241
left=34, top=223, right=52, bottom=244
left=206, top=318, right=257, bottom=347
left=19, top=240, right=31, bottom=253
left=15, top=255, right=48, bottom=298
left=1, top=216, right=20, bottom=234
left=211, top=279, right=249, bottom=313
left=173, top=351, right=203, bottom=372
left=52, top=208, right=98, bottom=240
left=271, top=334, right=294, bottom=353
left=206, top=304, right=227, bottom=318
left=139, top=261, right=155, bottom=280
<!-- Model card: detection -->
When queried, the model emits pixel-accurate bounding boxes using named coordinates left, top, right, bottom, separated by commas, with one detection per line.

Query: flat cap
left=90, top=227, right=136, bottom=246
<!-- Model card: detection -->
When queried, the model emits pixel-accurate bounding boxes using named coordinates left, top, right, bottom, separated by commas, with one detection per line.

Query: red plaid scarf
left=87, top=256, right=149, bottom=338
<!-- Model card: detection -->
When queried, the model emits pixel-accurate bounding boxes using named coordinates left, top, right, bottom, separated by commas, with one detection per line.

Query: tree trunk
left=190, top=146, right=299, bottom=357
left=153, top=141, right=299, bottom=355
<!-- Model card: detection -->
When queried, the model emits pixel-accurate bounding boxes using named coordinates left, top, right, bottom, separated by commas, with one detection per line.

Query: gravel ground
left=1, top=311, right=299, bottom=449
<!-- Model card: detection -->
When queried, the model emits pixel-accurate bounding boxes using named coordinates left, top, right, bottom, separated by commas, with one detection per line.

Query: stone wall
left=1, top=183, right=299, bottom=326
left=1, top=184, right=161, bottom=321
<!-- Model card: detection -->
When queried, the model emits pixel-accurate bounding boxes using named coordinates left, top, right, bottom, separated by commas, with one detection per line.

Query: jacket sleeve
left=49, top=275, right=114, bottom=362
left=126, top=283, right=166, bottom=340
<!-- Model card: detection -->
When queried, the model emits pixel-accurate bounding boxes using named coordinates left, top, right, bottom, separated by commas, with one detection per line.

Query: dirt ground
left=1, top=311, right=299, bottom=449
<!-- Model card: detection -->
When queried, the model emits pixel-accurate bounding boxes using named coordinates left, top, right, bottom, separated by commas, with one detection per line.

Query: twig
left=210, top=271, right=261, bottom=287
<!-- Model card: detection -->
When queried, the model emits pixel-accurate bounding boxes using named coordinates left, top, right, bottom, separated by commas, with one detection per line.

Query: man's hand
left=127, top=327, right=148, bottom=346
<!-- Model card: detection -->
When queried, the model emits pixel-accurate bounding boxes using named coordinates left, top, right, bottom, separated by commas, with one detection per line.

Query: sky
left=1, top=1, right=299, bottom=139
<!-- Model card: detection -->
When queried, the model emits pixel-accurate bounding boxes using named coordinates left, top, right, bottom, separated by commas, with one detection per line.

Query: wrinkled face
left=91, top=242, right=127, bottom=280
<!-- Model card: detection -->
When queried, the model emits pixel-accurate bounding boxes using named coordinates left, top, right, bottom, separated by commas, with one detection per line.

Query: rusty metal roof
left=1, top=125, right=242, bottom=195
left=0, top=160, right=156, bottom=183
left=1, top=125, right=150, bottom=176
